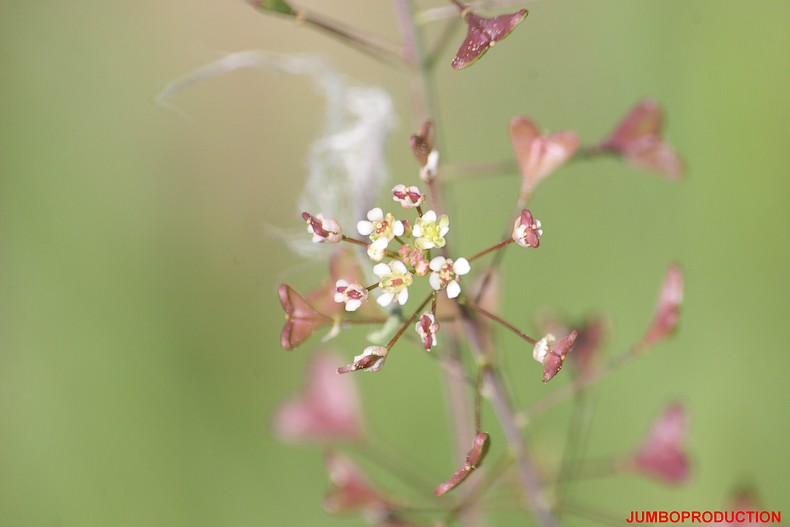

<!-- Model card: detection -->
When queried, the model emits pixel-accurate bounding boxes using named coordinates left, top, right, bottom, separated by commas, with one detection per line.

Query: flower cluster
left=290, top=176, right=557, bottom=376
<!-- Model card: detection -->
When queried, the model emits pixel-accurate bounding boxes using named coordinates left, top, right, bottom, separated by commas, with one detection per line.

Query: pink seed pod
left=509, top=116, right=579, bottom=200
left=435, top=432, right=491, bottom=496
left=452, top=9, right=528, bottom=69
left=601, top=98, right=684, bottom=180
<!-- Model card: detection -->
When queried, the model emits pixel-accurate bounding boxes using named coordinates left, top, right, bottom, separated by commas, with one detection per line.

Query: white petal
left=371, top=237, right=388, bottom=250
left=393, top=221, right=405, bottom=236
left=439, top=226, right=449, bottom=237
left=422, top=210, right=436, bottom=222
left=397, top=288, right=409, bottom=304
left=334, top=292, right=345, bottom=303
left=429, top=273, right=442, bottom=291
left=336, top=279, right=349, bottom=288
left=368, top=207, right=383, bottom=221
left=446, top=280, right=461, bottom=299
left=391, top=261, right=408, bottom=274
left=346, top=299, right=362, bottom=312
left=373, top=263, right=390, bottom=277
left=453, top=258, right=471, bottom=275
left=411, top=225, right=423, bottom=237
left=429, top=256, right=446, bottom=271
left=392, top=184, right=405, bottom=193
left=357, top=220, right=374, bottom=236
left=377, top=292, right=394, bottom=306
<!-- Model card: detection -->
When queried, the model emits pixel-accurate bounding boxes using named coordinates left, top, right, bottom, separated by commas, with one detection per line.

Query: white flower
left=366, top=244, right=386, bottom=262
left=302, top=212, right=342, bottom=243
left=373, top=261, right=414, bottom=307
left=429, top=257, right=471, bottom=299
left=412, top=210, right=450, bottom=250
left=333, top=280, right=369, bottom=312
left=357, top=208, right=405, bottom=250
left=392, top=184, right=426, bottom=209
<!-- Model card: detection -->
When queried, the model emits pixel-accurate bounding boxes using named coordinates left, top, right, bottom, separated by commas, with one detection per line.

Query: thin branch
left=296, top=9, right=405, bottom=65
left=459, top=306, right=558, bottom=527
left=463, top=299, right=537, bottom=345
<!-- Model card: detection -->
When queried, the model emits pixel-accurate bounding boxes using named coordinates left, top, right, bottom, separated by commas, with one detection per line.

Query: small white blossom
left=429, top=257, right=471, bottom=299
left=333, top=280, right=369, bottom=312
left=412, top=210, right=450, bottom=250
left=373, top=261, right=413, bottom=307
left=392, top=184, right=426, bottom=209
left=357, top=207, right=404, bottom=250
left=367, top=244, right=386, bottom=262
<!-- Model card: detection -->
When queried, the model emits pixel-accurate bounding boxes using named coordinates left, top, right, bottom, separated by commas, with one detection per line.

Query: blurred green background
left=1, top=0, right=788, bottom=525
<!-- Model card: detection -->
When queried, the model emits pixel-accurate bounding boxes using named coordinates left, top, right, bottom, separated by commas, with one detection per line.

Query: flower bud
left=337, top=346, right=389, bottom=374
left=434, top=432, right=490, bottom=495
left=415, top=312, right=440, bottom=351
left=533, top=330, right=577, bottom=382
left=302, top=212, right=342, bottom=243
left=512, top=209, right=543, bottom=248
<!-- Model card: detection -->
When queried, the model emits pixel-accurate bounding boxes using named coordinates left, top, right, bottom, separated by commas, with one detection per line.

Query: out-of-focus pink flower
left=509, top=116, right=579, bottom=200
left=640, top=264, right=684, bottom=349
left=274, top=352, right=362, bottom=443
left=631, top=403, right=690, bottom=484
left=512, top=209, right=543, bottom=248
left=452, top=9, right=528, bottom=69
left=324, top=451, right=389, bottom=514
left=532, top=331, right=578, bottom=383
left=714, top=488, right=762, bottom=526
left=601, top=99, right=683, bottom=180
left=435, top=432, right=490, bottom=496
left=569, top=318, right=606, bottom=378
left=278, top=284, right=331, bottom=350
